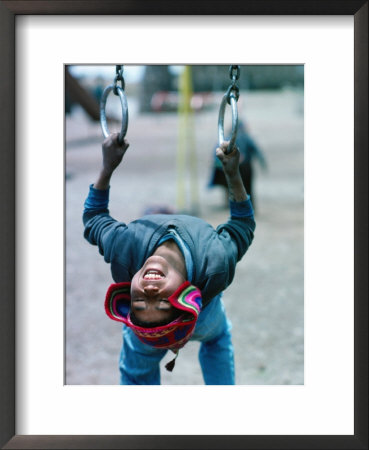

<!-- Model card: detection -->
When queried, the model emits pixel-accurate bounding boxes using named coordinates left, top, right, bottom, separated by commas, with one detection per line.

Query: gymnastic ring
left=100, top=84, right=128, bottom=144
left=218, top=92, right=238, bottom=154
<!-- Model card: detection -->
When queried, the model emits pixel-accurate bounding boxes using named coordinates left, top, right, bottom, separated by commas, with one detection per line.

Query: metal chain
left=226, top=65, right=240, bottom=104
left=229, top=65, right=240, bottom=81
left=114, top=65, right=125, bottom=95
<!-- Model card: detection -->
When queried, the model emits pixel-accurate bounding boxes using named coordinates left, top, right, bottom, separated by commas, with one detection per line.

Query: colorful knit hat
left=105, top=280, right=202, bottom=359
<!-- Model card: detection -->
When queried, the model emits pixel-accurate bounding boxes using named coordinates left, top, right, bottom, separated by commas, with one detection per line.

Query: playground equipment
left=99, top=64, right=240, bottom=151
left=98, top=64, right=241, bottom=214
left=218, top=65, right=241, bottom=153
left=100, top=65, right=128, bottom=144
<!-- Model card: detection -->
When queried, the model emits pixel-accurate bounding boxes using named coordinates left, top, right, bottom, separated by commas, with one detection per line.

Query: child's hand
left=216, top=141, right=248, bottom=202
left=93, top=133, right=130, bottom=191
left=216, top=141, right=240, bottom=179
left=101, top=132, right=129, bottom=175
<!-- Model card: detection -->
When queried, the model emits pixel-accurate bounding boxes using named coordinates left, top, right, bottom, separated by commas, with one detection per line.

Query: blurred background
left=65, top=64, right=304, bottom=385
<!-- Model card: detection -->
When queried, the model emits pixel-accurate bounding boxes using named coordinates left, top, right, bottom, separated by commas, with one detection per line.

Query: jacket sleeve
left=82, top=184, right=128, bottom=263
left=216, top=197, right=256, bottom=268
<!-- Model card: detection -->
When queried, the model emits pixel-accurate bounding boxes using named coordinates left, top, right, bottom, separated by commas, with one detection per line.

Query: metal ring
left=100, top=84, right=128, bottom=144
left=218, top=92, right=238, bottom=154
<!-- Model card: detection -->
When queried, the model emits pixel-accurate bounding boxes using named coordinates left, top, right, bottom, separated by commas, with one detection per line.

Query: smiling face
left=130, top=255, right=186, bottom=326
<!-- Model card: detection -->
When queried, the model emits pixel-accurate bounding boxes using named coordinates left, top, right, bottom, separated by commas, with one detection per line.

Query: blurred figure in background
left=91, top=76, right=104, bottom=104
left=209, top=120, right=267, bottom=211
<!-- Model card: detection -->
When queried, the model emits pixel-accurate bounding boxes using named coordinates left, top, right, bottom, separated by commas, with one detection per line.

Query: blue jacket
left=83, top=186, right=255, bottom=307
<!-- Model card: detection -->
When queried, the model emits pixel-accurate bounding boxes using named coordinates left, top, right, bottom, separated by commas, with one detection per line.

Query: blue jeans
left=119, top=294, right=235, bottom=385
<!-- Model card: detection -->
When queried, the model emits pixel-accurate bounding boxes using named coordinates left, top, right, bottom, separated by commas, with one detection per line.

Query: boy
left=83, top=133, right=255, bottom=384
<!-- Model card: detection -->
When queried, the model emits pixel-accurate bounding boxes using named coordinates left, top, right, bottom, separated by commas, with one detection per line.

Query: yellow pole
left=177, top=66, right=199, bottom=214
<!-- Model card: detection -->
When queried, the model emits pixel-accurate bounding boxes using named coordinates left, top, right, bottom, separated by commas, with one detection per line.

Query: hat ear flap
left=105, top=282, right=131, bottom=323
left=168, top=281, right=202, bottom=318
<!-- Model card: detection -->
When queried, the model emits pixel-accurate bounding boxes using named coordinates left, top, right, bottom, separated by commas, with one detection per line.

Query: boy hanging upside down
left=83, top=133, right=255, bottom=384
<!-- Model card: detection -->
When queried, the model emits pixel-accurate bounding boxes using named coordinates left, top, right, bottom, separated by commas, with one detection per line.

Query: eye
left=159, top=300, right=171, bottom=310
left=132, top=299, right=146, bottom=310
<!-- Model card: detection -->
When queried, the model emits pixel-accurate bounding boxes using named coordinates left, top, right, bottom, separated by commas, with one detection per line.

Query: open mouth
left=143, top=269, right=165, bottom=280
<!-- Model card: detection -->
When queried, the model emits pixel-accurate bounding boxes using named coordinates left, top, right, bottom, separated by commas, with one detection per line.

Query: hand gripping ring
left=218, top=92, right=238, bottom=154
left=100, top=84, right=128, bottom=144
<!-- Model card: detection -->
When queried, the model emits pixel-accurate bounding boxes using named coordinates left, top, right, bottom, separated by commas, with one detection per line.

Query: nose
left=143, top=284, right=160, bottom=296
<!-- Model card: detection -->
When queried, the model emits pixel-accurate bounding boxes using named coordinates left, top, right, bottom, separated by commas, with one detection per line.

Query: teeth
left=144, top=270, right=164, bottom=280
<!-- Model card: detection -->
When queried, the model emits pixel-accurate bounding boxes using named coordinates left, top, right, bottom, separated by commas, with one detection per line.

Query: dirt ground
left=65, top=89, right=304, bottom=385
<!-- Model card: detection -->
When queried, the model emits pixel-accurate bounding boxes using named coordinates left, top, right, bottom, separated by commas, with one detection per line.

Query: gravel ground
left=65, top=89, right=304, bottom=385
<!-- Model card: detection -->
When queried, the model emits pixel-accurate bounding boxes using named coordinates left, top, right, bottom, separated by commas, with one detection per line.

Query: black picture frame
left=0, top=1, right=367, bottom=449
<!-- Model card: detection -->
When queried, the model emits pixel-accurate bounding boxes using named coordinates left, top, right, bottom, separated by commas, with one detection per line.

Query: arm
left=215, top=142, right=248, bottom=202
left=82, top=133, right=130, bottom=260
left=215, top=141, right=255, bottom=262
left=94, top=133, right=129, bottom=190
